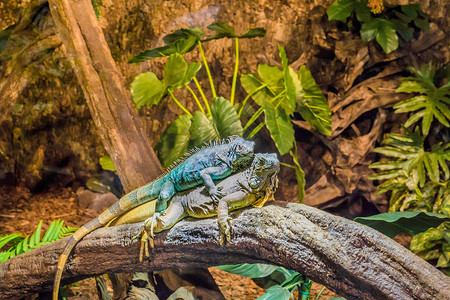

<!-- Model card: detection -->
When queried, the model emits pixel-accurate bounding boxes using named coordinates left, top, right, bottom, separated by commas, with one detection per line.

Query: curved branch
left=0, top=203, right=449, bottom=299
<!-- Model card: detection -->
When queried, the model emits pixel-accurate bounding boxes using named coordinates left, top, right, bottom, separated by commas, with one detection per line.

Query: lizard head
left=228, top=136, right=255, bottom=168
left=249, top=153, right=280, bottom=207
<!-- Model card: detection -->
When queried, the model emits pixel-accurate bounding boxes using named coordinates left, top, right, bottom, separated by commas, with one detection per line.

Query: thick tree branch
left=1, top=203, right=449, bottom=300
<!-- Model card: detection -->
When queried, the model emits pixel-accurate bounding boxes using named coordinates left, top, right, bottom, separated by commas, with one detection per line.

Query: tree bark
left=0, top=203, right=448, bottom=300
left=47, top=1, right=221, bottom=298
left=48, top=0, right=162, bottom=191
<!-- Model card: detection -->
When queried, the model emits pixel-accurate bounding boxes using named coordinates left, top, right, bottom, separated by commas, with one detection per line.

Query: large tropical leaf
left=164, top=53, right=188, bottom=87
left=263, top=101, right=295, bottom=155
left=296, top=65, right=332, bottom=135
left=240, top=64, right=284, bottom=107
left=130, top=72, right=165, bottom=108
left=255, top=285, right=290, bottom=300
left=189, top=111, right=217, bottom=148
left=155, top=115, right=192, bottom=168
left=216, top=264, right=277, bottom=278
left=354, top=211, right=450, bottom=238
left=211, top=97, right=243, bottom=138
left=278, top=45, right=299, bottom=114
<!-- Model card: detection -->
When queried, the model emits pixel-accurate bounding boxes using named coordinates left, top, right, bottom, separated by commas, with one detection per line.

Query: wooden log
left=0, top=203, right=449, bottom=300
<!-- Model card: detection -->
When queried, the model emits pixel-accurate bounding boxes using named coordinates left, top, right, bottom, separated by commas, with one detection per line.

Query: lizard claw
left=209, top=188, right=223, bottom=207
left=218, top=217, right=232, bottom=245
left=138, top=214, right=160, bottom=261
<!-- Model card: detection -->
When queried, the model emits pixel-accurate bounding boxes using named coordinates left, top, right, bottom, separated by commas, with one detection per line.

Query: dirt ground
left=0, top=185, right=341, bottom=299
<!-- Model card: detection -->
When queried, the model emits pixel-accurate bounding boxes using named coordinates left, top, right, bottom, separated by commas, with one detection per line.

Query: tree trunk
left=47, top=0, right=222, bottom=298
left=0, top=203, right=449, bottom=300
left=48, top=0, right=162, bottom=191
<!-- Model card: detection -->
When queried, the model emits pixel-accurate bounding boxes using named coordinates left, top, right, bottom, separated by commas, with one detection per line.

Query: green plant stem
left=243, top=106, right=264, bottom=132
left=230, top=37, right=239, bottom=106
left=299, top=280, right=312, bottom=300
left=290, top=143, right=305, bottom=203
left=246, top=122, right=265, bottom=139
left=193, top=76, right=211, bottom=116
left=315, top=286, right=326, bottom=300
left=238, top=84, right=267, bottom=117
left=168, top=90, right=192, bottom=117
left=280, top=162, right=295, bottom=169
left=185, top=84, right=205, bottom=114
left=198, top=41, right=217, bottom=99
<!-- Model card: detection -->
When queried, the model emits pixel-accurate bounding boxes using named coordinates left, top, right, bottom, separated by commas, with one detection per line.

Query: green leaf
left=361, top=18, right=399, bottom=54
left=180, top=62, right=202, bottom=86
left=414, top=18, right=430, bottom=31
left=211, top=97, right=243, bottom=139
left=354, top=211, right=450, bottom=238
left=401, top=5, right=418, bottom=19
left=163, top=27, right=204, bottom=44
left=375, top=19, right=399, bottom=54
left=189, top=111, right=217, bottom=148
left=327, top=0, right=356, bottom=22
left=155, top=115, right=192, bottom=168
left=255, top=285, right=291, bottom=300
left=391, top=20, right=413, bottom=41
left=278, top=45, right=298, bottom=114
left=129, top=35, right=199, bottom=62
left=99, top=156, right=116, bottom=171
left=0, top=234, right=24, bottom=250
left=354, top=2, right=372, bottom=22
left=360, top=21, right=378, bottom=42
left=240, top=65, right=284, bottom=108
left=240, top=28, right=266, bottom=38
left=241, top=74, right=271, bottom=106
left=410, top=227, right=444, bottom=252
left=297, top=66, right=332, bottom=135
left=258, top=64, right=284, bottom=94
left=216, top=264, right=277, bottom=278
left=164, top=54, right=188, bottom=87
left=207, top=22, right=236, bottom=39
left=263, top=101, right=295, bottom=155
left=130, top=72, right=165, bottom=109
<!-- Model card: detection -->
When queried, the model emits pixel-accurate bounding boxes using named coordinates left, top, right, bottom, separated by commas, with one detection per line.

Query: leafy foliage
left=394, top=63, right=450, bottom=136
left=354, top=211, right=450, bottom=238
left=0, top=220, right=78, bottom=263
left=99, top=155, right=116, bottom=171
left=327, top=1, right=429, bottom=54
left=217, top=264, right=313, bottom=300
left=129, top=22, right=331, bottom=202
left=129, top=23, right=265, bottom=63
left=410, top=221, right=450, bottom=272
left=369, top=63, right=450, bottom=274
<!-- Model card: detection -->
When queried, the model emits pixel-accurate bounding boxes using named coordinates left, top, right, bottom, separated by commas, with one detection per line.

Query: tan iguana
left=138, top=153, right=280, bottom=259
left=53, top=136, right=254, bottom=299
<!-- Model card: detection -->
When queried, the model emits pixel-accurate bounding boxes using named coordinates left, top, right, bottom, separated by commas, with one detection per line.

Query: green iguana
left=53, top=136, right=254, bottom=299
left=139, top=153, right=280, bottom=259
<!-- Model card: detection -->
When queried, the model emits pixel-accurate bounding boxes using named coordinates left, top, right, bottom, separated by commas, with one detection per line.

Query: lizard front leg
left=199, top=165, right=232, bottom=203
left=140, top=200, right=187, bottom=261
left=217, top=191, right=256, bottom=245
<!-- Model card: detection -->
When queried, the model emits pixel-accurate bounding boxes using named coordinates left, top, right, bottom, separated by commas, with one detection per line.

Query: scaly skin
left=52, top=136, right=254, bottom=300
left=139, top=153, right=280, bottom=259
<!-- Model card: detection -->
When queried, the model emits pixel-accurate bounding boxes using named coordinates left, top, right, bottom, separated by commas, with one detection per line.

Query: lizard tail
left=53, top=179, right=165, bottom=299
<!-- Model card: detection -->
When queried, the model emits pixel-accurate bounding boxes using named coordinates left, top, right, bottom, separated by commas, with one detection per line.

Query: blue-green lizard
left=139, top=153, right=280, bottom=259
left=53, top=136, right=254, bottom=299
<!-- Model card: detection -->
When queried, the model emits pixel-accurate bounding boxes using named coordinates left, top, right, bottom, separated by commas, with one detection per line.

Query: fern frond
left=0, top=219, right=78, bottom=263
left=395, top=63, right=450, bottom=136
